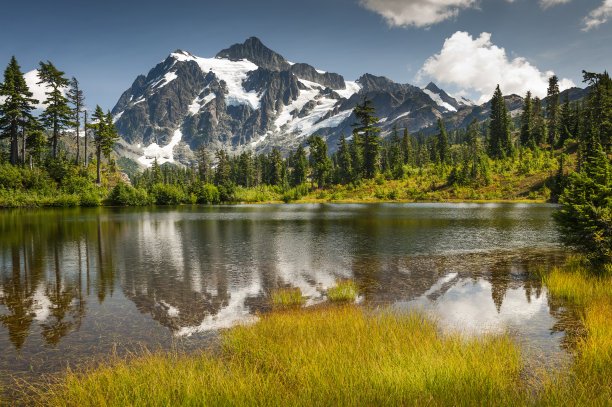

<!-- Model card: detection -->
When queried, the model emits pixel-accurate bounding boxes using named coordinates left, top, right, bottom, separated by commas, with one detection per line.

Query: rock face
left=113, top=37, right=582, bottom=167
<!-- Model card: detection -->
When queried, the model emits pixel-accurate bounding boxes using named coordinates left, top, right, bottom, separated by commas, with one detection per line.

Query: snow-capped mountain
left=112, top=37, right=475, bottom=166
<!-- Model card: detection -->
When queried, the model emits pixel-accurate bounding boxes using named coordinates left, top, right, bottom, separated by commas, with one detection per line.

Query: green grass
left=34, top=306, right=526, bottom=406
left=269, top=287, right=305, bottom=309
left=327, top=280, right=358, bottom=302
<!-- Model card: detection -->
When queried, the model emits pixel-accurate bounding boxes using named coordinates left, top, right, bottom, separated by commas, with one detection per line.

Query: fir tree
left=532, top=97, right=547, bottom=146
left=38, top=61, right=72, bottom=159
left=435, top=119, right=450, bottom=164
left=546, top=75, right=561, bottom=146
left=352, top=97, right=381, bottom=178
left=582, top=70, right=612, bottom=150
left=335, top=134, right=353, bottom=184
left=196, top=146, right=211, bottom=183
left=519, top=91, right=534, bottom=148
left=0, top=56, right=38, bottom=165
left=89, top=106, right=119, bottom=183
left=488, top=85, right=512, bottom=158
left=307, top=134, right=331, bottom=188
left=290, top=143, right=308, bottom=187
left=268, top=147, right=285, bottom=186
left=558, top=93, right=572, bottom=147
left=67, top=76, right=85, bottom=165
left=349, top=132, right=363, bottom=181
left=214, top=150, right=231, bottom=186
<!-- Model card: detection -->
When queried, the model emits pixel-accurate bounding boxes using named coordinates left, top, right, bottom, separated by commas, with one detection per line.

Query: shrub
left=109, top=183, right=152, bottom=206
left=0, top=164, right=23, bottom=189
left=150, top=183, right=185, bottom=205
left=190, top=182, right=220, bottom=203
left=80, top=191, right=101, bottom=207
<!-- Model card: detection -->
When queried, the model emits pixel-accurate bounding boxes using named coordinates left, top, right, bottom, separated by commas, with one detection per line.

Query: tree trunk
left=53, top=118, right=58, bottom=159
left=96, top=148, right=101, bottom=184
left=21, top=126, right=26, bottom=165
left=75, top=117, right=80, bottom=165
left=84, top=111, right=88, bottom=166
left=10, top=120, right=19, bottom=165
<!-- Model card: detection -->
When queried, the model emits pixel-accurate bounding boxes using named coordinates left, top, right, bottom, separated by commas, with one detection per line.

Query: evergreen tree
left=25, top=116, right=45, bottom=165
left=67, top=76, right=85, bottom=165
left=196, top=146, right=211, bottom=183
left=532, top=97, right=547, bottom=146
left=349, top=132, right=363, bottom=181
left=558, top=93, right=573, bottom=147
left=435, top=119, right=450, bottom=164
left=519, top=91, right=534, bottom=148
left=401, top=128, right=414, bottom=166
left=306, top=134, right=331, bottom=188
left=554, top=143, right=611, bottom=264
left=546, top=75, right=561, bottom=146
left=352, top=97, right=381, bottom=178
left=38, top=61, right=72, bottom=159
left=237, top=151, right=254, bottom=187
left=467, top=117, right=482, bottom=179
left=335, top=134, right=353, bottom=184
left=388, top=125, right=403, bottom=178
left=268, top=147, right=285, bottom=186
left=214, top=150, right=231, bottom=186
left=151, top=158, right=163, bottom=184
left=89, top=106, right=119, bottom=183
left=488, top=85, right=512, bottom=158
left=0, top=56, right=38, bottom=165
left=290, top=143, right=308, bottom=187
left=582, top=70, right=612, bottom=150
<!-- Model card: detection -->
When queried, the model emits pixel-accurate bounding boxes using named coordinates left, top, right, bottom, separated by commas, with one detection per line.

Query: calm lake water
left=0, top=203, right=574, bottom=396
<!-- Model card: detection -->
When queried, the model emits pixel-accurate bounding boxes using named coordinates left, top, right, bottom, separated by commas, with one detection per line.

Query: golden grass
left=326, top=280, right=358, bottom=302
left=34, top=306, right=526, bottom=407
left=269, top=287, right=305, bottom=309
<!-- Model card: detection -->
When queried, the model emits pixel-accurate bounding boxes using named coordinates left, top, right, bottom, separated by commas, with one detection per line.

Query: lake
left=0, top=203, right=574, bottom=397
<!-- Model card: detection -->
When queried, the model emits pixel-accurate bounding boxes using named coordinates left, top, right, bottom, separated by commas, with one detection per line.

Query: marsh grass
left=327, top=280, right=358, bottom=302
left=537, top=257, right=612, bottom=405
left=269, top=287, right=305, bottom=309
left=35, top=306, right=526, bottom=406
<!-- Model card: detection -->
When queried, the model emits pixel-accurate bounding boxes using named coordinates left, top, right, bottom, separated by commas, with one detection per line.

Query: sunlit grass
left=269, top=287, right=305, bottom=309
left=327, top=280, right=358, bottom=302
left=34, top=306, right=526, bottom=406
left=537, top=257, right=612, bottom=405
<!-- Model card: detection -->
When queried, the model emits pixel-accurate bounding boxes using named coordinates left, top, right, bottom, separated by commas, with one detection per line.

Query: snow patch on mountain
left=188, top=92, right=216, bottom=115
left=149, top=71, right=178, bottom=89
left=335, top=81, right=361, bottom=99
left=171, top=51, right=262, bottom=109
left=138, top=128, right=183, bottom=166
left=422, top=88, right=457, bottom=112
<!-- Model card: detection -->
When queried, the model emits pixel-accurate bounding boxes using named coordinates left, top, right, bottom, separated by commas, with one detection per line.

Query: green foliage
left=189, top=181, right=220, bottom=203
left=269, top=287, right=305, bottom=309
left=352, top=97, right=381, bottom=178
left=554, top=146, right=612, bottom=264
left=0, top=163, right=22, bottom=189
left=327, top=280, right=358, bottom=302
left=150, top=183, right=185, bottom=205
left=109, top=183, right=152, bottom=206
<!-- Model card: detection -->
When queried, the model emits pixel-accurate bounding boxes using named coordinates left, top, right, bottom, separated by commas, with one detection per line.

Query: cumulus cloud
left=359, top=0, right=478, bottom=28
left=583, top=0, right=612, bottom=31
left=417, top=31, right=575, bottom=104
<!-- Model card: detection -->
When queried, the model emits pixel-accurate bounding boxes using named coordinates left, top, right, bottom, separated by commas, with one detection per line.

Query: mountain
left=111, top=37, right=575, bottom=167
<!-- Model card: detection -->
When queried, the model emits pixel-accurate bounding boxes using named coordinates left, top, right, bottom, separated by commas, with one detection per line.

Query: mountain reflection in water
left=0, top=204, right=572, bottom=384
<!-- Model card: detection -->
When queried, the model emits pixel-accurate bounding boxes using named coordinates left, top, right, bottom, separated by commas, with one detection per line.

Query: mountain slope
left=111, top=38, right=505, bottom=167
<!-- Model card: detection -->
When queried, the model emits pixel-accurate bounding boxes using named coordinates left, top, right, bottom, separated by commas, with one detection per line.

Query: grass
left=34, top=306, right=526, bottom=406
left=269, top=287, right=305, bottom=309
left=27, top=258, right=612, bottom=406
left=536, top=257, right=612, bottom=405
left=326, top=280, right=358, bottom=302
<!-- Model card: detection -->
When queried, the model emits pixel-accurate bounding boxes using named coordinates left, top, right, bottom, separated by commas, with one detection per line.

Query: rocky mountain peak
left=215, top=37, right=290, bottom=72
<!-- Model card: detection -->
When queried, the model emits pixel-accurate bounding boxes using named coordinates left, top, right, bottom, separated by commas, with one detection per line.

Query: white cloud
left=359, top=0, right=478, bottom=28
left=418, top=31, right=575, bottom=104
left=583, top=0, right=612, bottom=31
left=539, top=0, right=572, bottom=9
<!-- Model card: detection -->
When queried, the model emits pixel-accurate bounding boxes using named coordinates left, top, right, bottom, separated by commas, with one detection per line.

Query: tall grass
left=537, top=257, right=612, bottom=405
left=269, top=287, right=305, bottom=309
left=35, top=306, right=525, bottom=406
left=327, top=280, right=358, bottom=302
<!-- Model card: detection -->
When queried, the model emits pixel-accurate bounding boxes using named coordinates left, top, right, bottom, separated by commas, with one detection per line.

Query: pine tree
left=268, top=147, right=285, bottom=186
left=546, top=75, right=561, bottom=146
left=519, top=91, right=534, bottom=148
left=349, top=132, right=363, bottom=181
left=25, top=116, right=45, bottom=166
left=307, top=135, right=331, bottom=188
left=38, top=61, right=72, bottom=159
left=435, top=119, right=450, bottom=164
left=196, top=146, right=211, bottom=183
left=582, top=71, right=612, bottom=150
left=67, top=76, right=85, bottom=165
left=352, top=97, right=381, bottom=178
left=558, top=93, right=572, bottom=147
left=237, top=151, right=254, bottom=187
left=401, top=128, right=414, bottom=166
left=89, top=106, right=119, bottom=183
left=290, top=143, right=308, bottom=187
left=488, top=85, right=512, bottom=158
left=214, top=150, right=231, bottom=186
left=532, top=97, right=547, bottom=146
left=0, top=56, right=38, bottom=165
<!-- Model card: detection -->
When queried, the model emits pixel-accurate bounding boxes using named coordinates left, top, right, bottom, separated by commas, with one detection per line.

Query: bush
left=190, top=182, right=220, bottom=203
left=0, top=164, right=23, bottom=189
left=80, top=191, right=101, bottom=207
left=109, top=183, right=152, bottom=206
left=150, top=183, right=185, bottom=205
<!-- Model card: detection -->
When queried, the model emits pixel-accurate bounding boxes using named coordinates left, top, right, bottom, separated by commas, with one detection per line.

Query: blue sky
left=1, top=0, right=610, bottom=109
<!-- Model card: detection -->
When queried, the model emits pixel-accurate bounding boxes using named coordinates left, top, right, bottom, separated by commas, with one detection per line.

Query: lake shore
left=28, top=259, right=612, bottom=406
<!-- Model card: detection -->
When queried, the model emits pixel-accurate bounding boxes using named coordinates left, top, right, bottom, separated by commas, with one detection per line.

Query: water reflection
left=0, top=204, right=572, bottom=386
